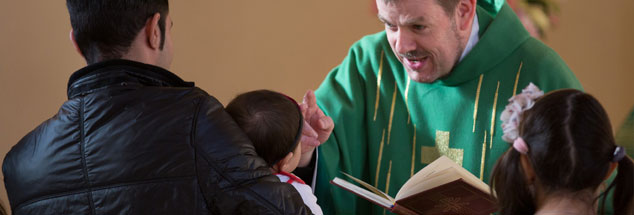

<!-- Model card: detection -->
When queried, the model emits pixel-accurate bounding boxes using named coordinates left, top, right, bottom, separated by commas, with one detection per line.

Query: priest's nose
left=394, top=30, right=417, bottom=54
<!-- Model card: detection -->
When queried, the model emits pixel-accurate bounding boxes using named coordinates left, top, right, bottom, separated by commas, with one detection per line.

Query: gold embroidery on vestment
left=490, top=82, right=500, bottom=149
left=473, top=74, right=484, bottom=132
left=421, top=131, right=464, bottom=166
left=373, top=51, right=385, bottom=121
left=375, top=129, right=386, bottom=186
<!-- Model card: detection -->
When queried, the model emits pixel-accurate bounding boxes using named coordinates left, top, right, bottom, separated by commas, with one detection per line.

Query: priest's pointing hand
left=298, top=90, right=334, bottom=167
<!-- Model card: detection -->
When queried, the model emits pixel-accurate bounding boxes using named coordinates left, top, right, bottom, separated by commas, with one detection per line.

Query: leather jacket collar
left=67, top=59, right=194, bottom=99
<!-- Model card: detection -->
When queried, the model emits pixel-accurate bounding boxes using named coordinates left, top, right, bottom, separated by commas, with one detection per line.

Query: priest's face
left=377, top=0, right=467, bottom=83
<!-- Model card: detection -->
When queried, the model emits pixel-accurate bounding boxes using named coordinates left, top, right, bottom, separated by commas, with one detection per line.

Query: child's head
left=225, top=90, right=303, bottom=173
left=492, top=85, right=633, bottom=215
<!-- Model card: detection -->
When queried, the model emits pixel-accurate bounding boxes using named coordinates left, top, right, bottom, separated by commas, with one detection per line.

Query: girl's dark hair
left=225, top=90, right=302, bottom=167
left=491, top=89, right=633, bottom=215
left=67, top=0, right=169, bottom=64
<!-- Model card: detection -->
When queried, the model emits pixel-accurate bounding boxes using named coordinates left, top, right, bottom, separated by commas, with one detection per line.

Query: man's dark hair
left=66, top=0, right=169, bottom=64
left=435, top=0, right=460, bottom=16
left=225, top=90, right=303, bottom=167
left=491, top=89, right=634, bottom=215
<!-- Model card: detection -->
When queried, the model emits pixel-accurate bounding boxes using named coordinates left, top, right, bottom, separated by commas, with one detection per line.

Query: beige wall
left=546, top=0, right=634, bottom=131
left=0, top=0, right=632, bottom=212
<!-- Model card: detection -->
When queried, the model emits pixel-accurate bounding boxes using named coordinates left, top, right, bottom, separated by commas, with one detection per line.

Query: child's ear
left=520, top=154, right=536, bottom=184
left=275, top=152, right=294, bottom=172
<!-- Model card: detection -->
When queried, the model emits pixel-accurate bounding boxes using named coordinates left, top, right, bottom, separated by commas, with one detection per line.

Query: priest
left=297, top=0, right=582, bottom=214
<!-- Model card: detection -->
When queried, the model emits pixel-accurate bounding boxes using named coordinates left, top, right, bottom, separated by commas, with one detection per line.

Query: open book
left=330, top=156, right=497, bottom=215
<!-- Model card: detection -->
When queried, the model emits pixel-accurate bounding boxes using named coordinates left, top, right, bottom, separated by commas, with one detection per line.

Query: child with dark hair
left=491, top=83, right=633, bottom=215
left=226, top=90, right=323, bottom=215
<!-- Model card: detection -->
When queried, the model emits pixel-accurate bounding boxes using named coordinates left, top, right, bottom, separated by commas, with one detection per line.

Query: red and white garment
left=276, top=171, right=323, bottom=215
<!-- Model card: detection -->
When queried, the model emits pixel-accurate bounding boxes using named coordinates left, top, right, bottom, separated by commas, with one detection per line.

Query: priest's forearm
left=298, top=148, right=315, bottom=167
left=294, top=149, right=317, bottom=185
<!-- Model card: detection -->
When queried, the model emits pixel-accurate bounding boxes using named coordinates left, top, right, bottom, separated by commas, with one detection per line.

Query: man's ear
left=145, top=13, right=162, bottom=50
left=69, top=29, right=84, bottom=58
left=454, top=0, right=477, bottom=32
left=520, top=154, right=536, bottom=184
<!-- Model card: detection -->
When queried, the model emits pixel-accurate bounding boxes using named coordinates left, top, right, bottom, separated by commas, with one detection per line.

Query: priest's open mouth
left=404, top=56, right=429, bottom=71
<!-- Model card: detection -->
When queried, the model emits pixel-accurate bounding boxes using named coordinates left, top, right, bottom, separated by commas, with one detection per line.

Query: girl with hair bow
left=491, top=83, right=633, bottom=215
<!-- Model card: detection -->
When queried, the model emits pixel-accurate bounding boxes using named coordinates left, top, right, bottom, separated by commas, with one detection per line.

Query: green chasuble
left=476, top=0, right=504, bottom=16
left=314, top=4, right=582, bottom=215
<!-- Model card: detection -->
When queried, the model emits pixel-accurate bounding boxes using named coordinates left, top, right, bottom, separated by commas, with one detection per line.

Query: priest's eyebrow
left=377, top=14, right=392, bottom=25
left=403, top=17, right=425, bottom=26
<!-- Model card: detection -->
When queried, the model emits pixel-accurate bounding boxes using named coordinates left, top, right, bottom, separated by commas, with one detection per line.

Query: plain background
left=1, top=0, right=633, bottom=212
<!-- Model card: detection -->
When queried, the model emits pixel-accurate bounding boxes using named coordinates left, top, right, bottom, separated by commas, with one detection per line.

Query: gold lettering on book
left=434, top=197, right=469, bottom=213
left=373, top=50, right=385, bottom=121
left=421, top=131, right=464, bottom=166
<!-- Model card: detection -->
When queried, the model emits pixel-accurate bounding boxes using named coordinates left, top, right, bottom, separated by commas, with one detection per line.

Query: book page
left=449, top=165, right=490, bottom=194
left=396, top=167, right=457, bottom=200
left=331, top=177, right=394, bottom=209
left=395, top=156, right=490, bottom=200
left=395, top=156, right=453, bottom=199
left=340, top=172, right=395, bottom=203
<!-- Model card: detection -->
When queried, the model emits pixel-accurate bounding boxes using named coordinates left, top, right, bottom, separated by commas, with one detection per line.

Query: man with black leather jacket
left=2, top=1, right=312, bottom=214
